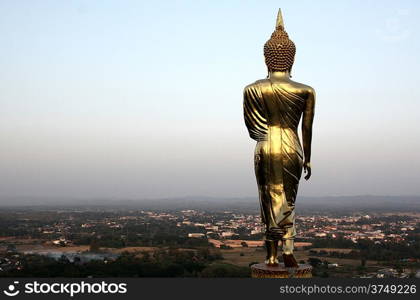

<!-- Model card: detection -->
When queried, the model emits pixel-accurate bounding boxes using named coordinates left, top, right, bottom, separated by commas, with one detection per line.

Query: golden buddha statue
left=243, top=9, right=315, bottom=269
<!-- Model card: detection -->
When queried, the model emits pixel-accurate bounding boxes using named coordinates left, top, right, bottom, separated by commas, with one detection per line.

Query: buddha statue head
left=264, top=9, right=296, bottom=73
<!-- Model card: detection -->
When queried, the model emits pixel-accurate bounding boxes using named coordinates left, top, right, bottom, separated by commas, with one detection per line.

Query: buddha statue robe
left=244, top=77, right=309, bottom=242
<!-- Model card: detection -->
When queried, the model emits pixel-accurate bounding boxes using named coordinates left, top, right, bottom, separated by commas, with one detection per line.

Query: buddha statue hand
left=303, top=161, right=311, bottom=180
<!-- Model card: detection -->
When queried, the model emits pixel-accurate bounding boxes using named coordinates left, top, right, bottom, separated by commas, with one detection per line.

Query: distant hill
left=0, top=195, right=419, bottom=212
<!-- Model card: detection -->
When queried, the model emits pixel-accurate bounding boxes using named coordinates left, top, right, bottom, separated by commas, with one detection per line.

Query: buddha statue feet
left=265, top=257, right=279, bottom=266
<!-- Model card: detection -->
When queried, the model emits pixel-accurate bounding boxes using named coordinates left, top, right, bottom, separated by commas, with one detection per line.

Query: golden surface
left=243, top=9, right=315, bottom=267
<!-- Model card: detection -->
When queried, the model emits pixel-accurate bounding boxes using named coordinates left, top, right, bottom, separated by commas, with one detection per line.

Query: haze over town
left=1, top=0, right=420, bottom=202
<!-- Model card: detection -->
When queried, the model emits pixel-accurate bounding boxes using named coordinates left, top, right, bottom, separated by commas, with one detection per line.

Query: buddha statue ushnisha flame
left=243, top=9, right=315, bottom=268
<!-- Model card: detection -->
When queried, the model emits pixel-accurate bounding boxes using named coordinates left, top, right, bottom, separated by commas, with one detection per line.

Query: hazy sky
left=1, top=0, right=420, bottom=200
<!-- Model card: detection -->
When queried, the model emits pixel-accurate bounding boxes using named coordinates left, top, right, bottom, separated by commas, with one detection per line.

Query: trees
left=1, top=248, right=244, bottom=277
left=308, top=257, right=322, bottom=267
left=89, top=238, right=100, bottom=252
left=200, top=263, right=250, bottom=278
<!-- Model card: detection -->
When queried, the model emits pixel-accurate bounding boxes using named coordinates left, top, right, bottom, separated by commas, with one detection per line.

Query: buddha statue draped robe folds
left=243, top=9, right=315, bottom=268
left=244, top=79, right=309, bottom=240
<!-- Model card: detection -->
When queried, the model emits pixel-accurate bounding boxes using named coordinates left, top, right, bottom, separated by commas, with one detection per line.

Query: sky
left=0, top=0, right=420, bottom=200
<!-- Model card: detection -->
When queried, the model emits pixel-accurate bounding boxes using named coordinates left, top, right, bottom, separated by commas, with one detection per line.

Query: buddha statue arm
left=243, top=86, right=268, bottom=141
left=302, top=88, right=315, bottom=180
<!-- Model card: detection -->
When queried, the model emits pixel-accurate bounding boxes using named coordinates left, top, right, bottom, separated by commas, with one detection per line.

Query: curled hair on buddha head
left=264, top=9, right=296, bottom=74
